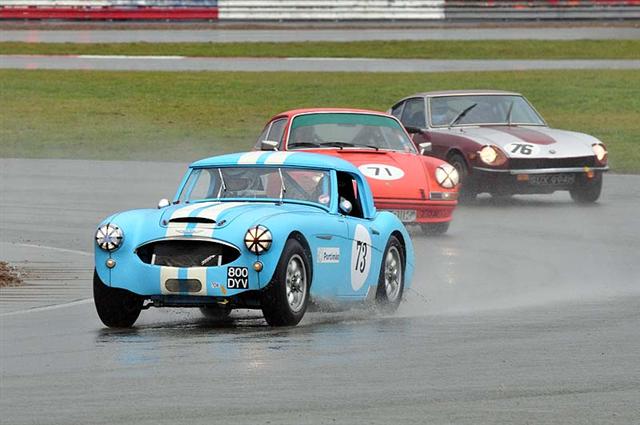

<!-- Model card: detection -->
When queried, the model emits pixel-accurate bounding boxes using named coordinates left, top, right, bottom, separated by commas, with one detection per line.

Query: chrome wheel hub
left=285, top=254, right=307, bottom=313
left=384, top=247, right=402, bottom=302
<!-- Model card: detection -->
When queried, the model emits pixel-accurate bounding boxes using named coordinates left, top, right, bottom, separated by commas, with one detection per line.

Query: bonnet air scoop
left=168, top=217, right=216, bottom=224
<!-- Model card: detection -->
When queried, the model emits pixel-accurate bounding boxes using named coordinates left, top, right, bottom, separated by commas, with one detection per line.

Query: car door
left=334, top=171, right=383, bottom=298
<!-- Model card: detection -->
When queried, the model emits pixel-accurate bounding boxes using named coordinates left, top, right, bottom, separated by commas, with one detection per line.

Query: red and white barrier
left=0, top=0, right=638, bottom=20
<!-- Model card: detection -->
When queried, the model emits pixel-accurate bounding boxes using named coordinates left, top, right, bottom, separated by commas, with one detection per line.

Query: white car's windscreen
left=179, top=167, right=332, bottom=207
left=429, top=95, right=545, bottom=127
left=288, top=113, right=416, bottom=153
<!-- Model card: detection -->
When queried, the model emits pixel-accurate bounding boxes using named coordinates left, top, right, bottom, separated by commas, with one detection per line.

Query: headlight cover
left=95, top=224, right=123, bottom=251
left=479, top=145, right=507, bottom=166
left=244, top=225, right=272, bottom=254
left=435, top=164, right=459, bottom=189
left=592, top=143, right=607, bottom=163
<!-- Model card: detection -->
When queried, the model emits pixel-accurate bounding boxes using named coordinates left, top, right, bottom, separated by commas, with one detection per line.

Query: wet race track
left=1, top=159, right=640, bottom=424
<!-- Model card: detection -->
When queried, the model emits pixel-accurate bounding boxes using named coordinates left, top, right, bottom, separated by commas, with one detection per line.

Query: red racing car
left=254, top=109, right=459, bottom=234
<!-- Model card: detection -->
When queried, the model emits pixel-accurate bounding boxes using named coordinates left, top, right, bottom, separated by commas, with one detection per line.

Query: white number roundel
left=358, top=164, right=405, bottom=181
left=350, top=224, right=372, bottom=291
left=504, top=142, right=540, bottom=157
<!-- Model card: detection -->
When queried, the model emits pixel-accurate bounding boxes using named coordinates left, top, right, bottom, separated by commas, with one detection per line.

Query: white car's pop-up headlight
left=479, top=145, right=507, bottom=166
left=95, top=224, right=123, bottom=251
left=592, top=143, right=607, bottom=163
left=245, top=225, right=272, bottom=254
left=435, top=164, right=459, bottom=189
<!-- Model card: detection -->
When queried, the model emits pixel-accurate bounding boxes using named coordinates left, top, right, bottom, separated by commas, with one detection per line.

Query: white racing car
left=389, top=90, right=609, bottom=202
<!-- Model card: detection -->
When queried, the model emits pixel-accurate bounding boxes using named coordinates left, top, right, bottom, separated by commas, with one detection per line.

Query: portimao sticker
left=317, top=247, right=340, bottom=264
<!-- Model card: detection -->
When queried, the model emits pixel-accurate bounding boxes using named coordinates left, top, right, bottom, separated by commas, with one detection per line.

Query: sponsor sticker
left=210, top=282, right=220, bottom=289
left=317, top=247, right=340, bottom=264
left=226, top=267, right=249, bottom=289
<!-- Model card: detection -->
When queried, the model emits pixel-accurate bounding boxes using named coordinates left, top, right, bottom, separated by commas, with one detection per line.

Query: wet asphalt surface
left=1, top=159, right=640, bottom=424
left=3, top=56, right=639, bottom=73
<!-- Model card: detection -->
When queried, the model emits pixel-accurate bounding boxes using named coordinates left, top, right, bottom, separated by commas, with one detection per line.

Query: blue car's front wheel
left=261, top=238, right=310, bottom=327
left=93, top=269, right=143, bottom=328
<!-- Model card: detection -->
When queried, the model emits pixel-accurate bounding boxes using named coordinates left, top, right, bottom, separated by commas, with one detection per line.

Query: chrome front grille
left=136, top=239, right=241, bottom=268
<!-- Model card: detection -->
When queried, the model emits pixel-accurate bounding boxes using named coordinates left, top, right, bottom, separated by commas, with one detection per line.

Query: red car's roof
left=270, top=108, right=390, bottom=120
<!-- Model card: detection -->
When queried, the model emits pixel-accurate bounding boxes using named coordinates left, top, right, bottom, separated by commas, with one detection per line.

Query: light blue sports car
left=93, top=151, right=414, bottom=327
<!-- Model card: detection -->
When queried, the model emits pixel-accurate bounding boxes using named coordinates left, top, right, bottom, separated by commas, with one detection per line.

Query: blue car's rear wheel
left=93, top=269, right=142, bottom=328
left=375, top=236, right=405, bottom=313
left=261, top=239, right=310, bottom=326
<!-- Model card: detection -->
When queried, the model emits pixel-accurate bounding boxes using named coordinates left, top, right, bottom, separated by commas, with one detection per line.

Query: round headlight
left=244, top=225, right=272, bottom=254
left=592, top=143, right=607, bottom=163
left=95, top=224, right=123, bottom=251
left=435, top=164, right=459, bottom=189
left=479, top=145, right=498, bottom=165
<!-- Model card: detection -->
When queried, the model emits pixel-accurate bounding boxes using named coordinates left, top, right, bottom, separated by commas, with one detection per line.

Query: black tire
left=570, top=174, right=603, bottom=204
left=93, top=270, right=142, bottom=328
left=448, top=153, right=476, bottom=203
left=375, top=235, right=405, bottom=313
left=421, top=222, right=450, bottom=235
left=261, top=239, right=311, bottom=326
left=199, top=305, right=232, bottom=321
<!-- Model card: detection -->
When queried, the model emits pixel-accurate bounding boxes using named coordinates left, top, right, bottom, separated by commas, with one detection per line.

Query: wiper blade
left=506, top=100, right=515, bottom=126
left=449, top=103, right=478, bottom=127
left=287, top=141, right=321, bottom=148
left=216, top=168, right=227, bottom=198
left=277, top=168, right=286, bottom=203
left=322, top=141, right=355, bottom=149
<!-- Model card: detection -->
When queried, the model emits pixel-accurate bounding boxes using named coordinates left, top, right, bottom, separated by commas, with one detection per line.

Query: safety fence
left=1, top=0, right=639, bottom=20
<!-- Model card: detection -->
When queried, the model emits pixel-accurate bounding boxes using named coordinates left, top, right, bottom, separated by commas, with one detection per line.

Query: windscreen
left=288, top=113, right=416, bottom=153
left=429, top=95, right=545, bottom=127
left=178, top=167, right=331, bottom=207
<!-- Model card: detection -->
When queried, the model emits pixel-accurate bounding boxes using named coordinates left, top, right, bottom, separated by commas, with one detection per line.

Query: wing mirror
left=419, top=142, right=433, bottom=155
left=260, top=140, right=279, bottom=151
left=339, top=197, right=353, bottom=215
left=157, top=198, right=171, bottom=209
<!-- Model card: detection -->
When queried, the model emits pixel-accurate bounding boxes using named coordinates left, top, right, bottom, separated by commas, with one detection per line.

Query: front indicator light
left=435, top=164, right=459, bottom=188
left=106, top=259, right=116, bottom=269
left=245, top=225, right=272, bottom=254
left=95, top=224, right=123, bottom=251
left=253, top=261, right=264, bottom=272
left=430, top=192, right=458, bottom=201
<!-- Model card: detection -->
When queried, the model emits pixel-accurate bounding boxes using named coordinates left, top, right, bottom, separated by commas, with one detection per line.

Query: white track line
left=0, top=298, right=93, bottom=317
left=4, top=242, right=92, bottom=257
left=78, top=55, right=185, bottom=60
left=1, top=242, right=93, bottom=316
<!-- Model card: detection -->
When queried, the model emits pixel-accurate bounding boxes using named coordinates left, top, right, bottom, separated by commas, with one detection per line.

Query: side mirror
left=404, top=126, right=423, bottom=135
left=260, top=140, right=279, bottom=151
left=339, top=197, right=353, bottom=215
left=419, top=142, right=433, bottom=155
left=158, top=198, right=171, bottom=209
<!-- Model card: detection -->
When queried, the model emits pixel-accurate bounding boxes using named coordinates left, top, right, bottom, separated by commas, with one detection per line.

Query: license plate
left=386, top=209, right=417, bottom=223
left=529, top=174, right=576, bottom=186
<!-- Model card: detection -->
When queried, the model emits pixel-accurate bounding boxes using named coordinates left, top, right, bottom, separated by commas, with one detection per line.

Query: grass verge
left=0, top=69, right=638, bottom=172
left=1, top=40, right=639, bottom=59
